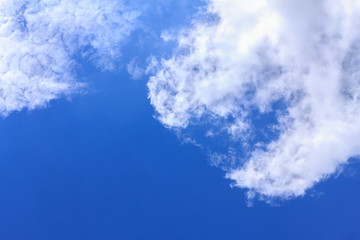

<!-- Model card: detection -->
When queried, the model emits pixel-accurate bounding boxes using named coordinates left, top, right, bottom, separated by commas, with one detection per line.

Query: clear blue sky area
left=0, top=1, right=360, bottom=239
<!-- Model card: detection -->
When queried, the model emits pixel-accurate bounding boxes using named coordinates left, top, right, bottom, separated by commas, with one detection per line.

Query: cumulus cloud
left=148, top=0, right=360, bottom=200
left=0, top=0, right=138, bottom=115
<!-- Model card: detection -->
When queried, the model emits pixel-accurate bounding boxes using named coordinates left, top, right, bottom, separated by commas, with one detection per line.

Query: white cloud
left=127, top=58, right=144, bottom=80
left=0, top=0, right=139, bottom=115
left=160, top=31, right=176, bottom=42
left=148, top=0, right=360, bottom=200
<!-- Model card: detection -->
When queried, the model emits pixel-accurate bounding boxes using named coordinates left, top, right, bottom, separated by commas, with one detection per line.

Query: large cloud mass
left=148, top=0, right=360, bottom=199
left=0, top=0, right=138, bottom=115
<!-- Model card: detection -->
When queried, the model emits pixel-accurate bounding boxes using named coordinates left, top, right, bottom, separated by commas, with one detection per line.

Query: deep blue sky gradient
left=0, top=1, right=360, bottom=239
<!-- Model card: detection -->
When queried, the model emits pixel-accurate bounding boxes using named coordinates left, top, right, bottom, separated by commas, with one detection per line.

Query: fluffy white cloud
left=0, top=0, right=138, bottom=115
left=148, top=0, right=360, bottom=199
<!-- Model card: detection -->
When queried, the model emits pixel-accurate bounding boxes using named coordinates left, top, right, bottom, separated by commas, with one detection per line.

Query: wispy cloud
left=0, top=0, right=139, bottom=115
left=127, top=58, right=144, bottom=80
left=148, top=0, right=360, bottom=200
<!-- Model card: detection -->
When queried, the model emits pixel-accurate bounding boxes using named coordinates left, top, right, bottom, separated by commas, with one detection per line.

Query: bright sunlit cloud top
left=148, top=0, right=360, bottom=200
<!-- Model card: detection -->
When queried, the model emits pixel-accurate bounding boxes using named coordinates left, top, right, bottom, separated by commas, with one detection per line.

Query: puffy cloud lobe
left=148, top=0, right=360, bottom=199
left=0, top=0, right=138, bottom=115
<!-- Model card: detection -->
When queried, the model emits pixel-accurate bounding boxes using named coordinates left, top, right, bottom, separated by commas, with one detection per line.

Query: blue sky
left=1, top=0, right=360, bottom=239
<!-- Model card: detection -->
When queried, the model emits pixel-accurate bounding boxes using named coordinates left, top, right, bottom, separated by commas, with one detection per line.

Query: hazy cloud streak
left=0, top=0, right=138, bottom=115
